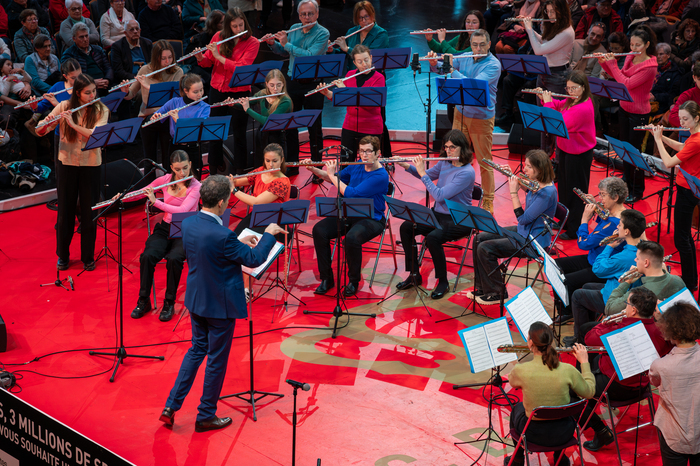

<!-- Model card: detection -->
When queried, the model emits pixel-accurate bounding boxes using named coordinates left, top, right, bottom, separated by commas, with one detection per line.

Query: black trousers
left=139, top=220, right=185, bottom=302
left=340, top=128, right=382, bottom=162
left=399, top=210, right=472, bottom=281
left=312, top=215, right=385, bottom=284
left=286, top=79, right=324, bottom=163
left=140, top=119, right=171, bottom=165
left=554, top=254, right=605, bottom=315
left=675, top=186, right=700, bottom=290
left=509, top=401, right=576, bottom=463
left=209, top=87, right=249, bottom=172
left=658, top=429, right=700, bottom=466
left=56, top=161, right=100, bottom=263
left=618, top=108, right=650, bottom=198
left=557, top=147, right=593, bottom=237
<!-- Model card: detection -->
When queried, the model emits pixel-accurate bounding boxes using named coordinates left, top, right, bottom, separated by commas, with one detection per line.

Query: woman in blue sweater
left=470, top=149, right=558, bottom=304
left=394, top=130, right=475, bottom=300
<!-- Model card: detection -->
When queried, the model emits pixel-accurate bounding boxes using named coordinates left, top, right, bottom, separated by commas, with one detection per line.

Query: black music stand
left=588, top=77, right=633, bottom=102
left=249, top=199, right=311, bottom=313
left=88, top=162, right=164, bottom=382
left=146, top=81, right=179, bottom=108
left=291, top=55, right=346, bottom=80
left=174, top=115, right=231, bottom=177
left=498, top=54, right=551, bottom=79
left=377, top=196, right=441, bottom=316
left=83, top=116, right=142, bottom=277
left=371, top=47, right=411, bottom=70
left=229, top=60, right=285, bottom=87
left=303, top=196, right=378, bottom=338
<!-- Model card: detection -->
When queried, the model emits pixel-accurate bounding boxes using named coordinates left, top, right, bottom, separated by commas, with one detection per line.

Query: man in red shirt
left=575, top=0, right=623, bottom=40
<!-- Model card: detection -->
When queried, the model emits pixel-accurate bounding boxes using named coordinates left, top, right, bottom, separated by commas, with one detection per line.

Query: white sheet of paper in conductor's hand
left=239, top=228, right=285, bottom=278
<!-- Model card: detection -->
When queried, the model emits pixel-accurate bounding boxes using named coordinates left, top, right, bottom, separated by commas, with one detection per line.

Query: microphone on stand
left=440, top=54, right=452, bottom=75
left=540, top=213, right=557, bottom=236
left=285, top=379, right=310, bottom=391
left=146, top=158, right=168, bottom=173
left=411, top=52, right=420, bottom=77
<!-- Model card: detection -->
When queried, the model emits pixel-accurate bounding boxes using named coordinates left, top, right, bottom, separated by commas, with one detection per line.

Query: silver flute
left=581, top=52, right=640, bottom=59
left=92, top=176, right=195, bottom=210
left=209, top=92, right=285, bottom=108
left=36, top=97, right=102, bottom=129
left=142, top=96, right=208, bottom=127
left=418, top=53, right=487, bottom=61
left=410, top=29, right=478, bottom=35
left=259, top=22, right=317, bottom=41
left=634, top=126, right=687, bottom=132
left=505, top=17, right=556, bottom=22
left=15, top=86, right=73, bottom=109
left=304, top=67, right=375, bottom=97
left=340, top=23, right=375, bottom=40
left=521, top=89, right=577, bottom=99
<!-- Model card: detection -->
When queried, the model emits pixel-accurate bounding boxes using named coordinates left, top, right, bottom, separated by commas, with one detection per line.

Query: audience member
left=99, top=0, right=136, bottom=48
left=0, top=5, right=8, bottom=44
left=651, top=0, right=689, bottom=18
left=48, top=0, right=89, bottom=33
left=12, top=8, right=52, bottom=62
left=575, top=0, right=622, bottom=40
left=181, top=0, right=223, bottom=42
left=61, top=22, right=113, bottom=92
left=111, top=19, right=153, bottom=82
left=25, top=33, right=60, bottom=94
left=138, top=0, right=183, bottom=42
left=651, top=42, right=682, bottom=115
left=571, top=22, right=607, bottom=77
left=671, top=18, right=700, bottom=72
left=8, top=0, right=50, bottom=38
left=59, top=0, right=100, bottom=48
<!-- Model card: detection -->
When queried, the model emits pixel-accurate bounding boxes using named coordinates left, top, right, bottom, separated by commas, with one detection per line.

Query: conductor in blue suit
left=159, top=175, right=286, bottom=432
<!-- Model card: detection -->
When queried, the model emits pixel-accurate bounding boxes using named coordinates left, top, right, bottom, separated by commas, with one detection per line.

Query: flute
left=482, top=158, right=540, bottom=192
left=618, top=254, right=672, bottom=282
left=581, top=52, right=640, bottom=59
left=505, top=17, right=556, bottom=22
left=521, top=89, right=577, bottom=99
left=36, top=97, right=102, bottom=129
left=410, top=29, right=478, bottom=35
left=209, top=92, right=285, bottom=108
left=599, top=221, right=658, bottom=246
left=573, top=187, right=609, bottom=220
left=92, top=176, right=195, bottom=210
left=304, top=66, right=375, bottom=97
left=341, top=23, right=375, bottom=40
left=142, top=96, right=208, bottom=127
left=634, top=126, right=688, bottom=132
left=497, top=344, right=607, bottom=353
left=418, top=53, right=487, bottom=61
left=601, top=312, right=626, bottom=324
left=260, top=22, right=317, bottom=41
left=15, top=87, right=73, bottom=109
left=108, top=63, right=179, bottom=93
left=286, top=157, right=459, bottom=167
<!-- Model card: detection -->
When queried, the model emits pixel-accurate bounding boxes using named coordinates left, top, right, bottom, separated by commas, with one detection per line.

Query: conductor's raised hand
left=264, top=223, right=288, bottom=237
left=571, top=343, right=588, bottom=363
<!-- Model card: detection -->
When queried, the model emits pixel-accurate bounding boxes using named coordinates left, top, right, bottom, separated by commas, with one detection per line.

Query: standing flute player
left=160, top=175, right=286, bottom=432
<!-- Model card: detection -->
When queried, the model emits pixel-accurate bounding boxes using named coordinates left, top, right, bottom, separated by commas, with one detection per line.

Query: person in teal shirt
left=332, top=1, right=388, bottom=71
left=425, top=10, right=485, bottom=55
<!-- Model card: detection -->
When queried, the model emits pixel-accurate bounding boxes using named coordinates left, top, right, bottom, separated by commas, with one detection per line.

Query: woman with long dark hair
left=426, top=10, right=485, bottom=55
left=195, top=7, right=259, bottom=175
left=537, top=70, right=596, bottom=239
left=599, top=25, right=658, bottom=202
left=37, top=74, right=109, bottom=271
left=130, top=150, right=201, bottom=322
left=505, top=322, right=594, bottom=466
left=394, top=129, right=475, bottom=300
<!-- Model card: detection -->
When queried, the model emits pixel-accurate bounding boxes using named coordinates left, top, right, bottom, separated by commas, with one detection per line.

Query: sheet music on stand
left=658, top=287, right=700, bottom=313
left=239, top=228, right=285, bottom=279
left=505, top=286, right=553, bottom=339
left=458, top=317, right=517, bottom=374
left=531, top=238, right=569, bottom=307
left=600, top=321, right=660, bottom=381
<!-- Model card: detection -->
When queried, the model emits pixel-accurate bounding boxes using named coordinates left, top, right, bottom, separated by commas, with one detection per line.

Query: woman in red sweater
left=538, top=70, right=596, bottom=239
left=195, top=7, right=259, bottom=175
left=599, top=25, right=658, bottom=202
left=317, top=44, right=385, bottom=162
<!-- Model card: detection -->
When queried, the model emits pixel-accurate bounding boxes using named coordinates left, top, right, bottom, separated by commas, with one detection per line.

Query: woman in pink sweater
left=599, top=25, right=658, bottom=202
left=539, top=70, right=596, bottom=239
left=317, top=44, right=385, bottom=161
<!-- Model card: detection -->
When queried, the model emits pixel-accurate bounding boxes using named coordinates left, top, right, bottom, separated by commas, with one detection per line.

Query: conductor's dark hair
left=200, top=175, right=231, bottom=208
left=620, top=209, right=647, bottom=238
left=628, top=286, right=657, bottom=318
left=442, top=129, right=473, bottom=166
left=170, top=150, right=192, bottom=188
left=657, top=302, right=700, bottom=344
left=636, top=240, right=665, bottom=267
left=529, top=321, right=559, bottom=370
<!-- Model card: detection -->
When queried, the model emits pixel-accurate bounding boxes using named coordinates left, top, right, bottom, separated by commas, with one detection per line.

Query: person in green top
left=237, top=69, right=292, bottom=167
left=505, top=322, right=595, bottom=466
left=424, top=10, right=485, bottom=55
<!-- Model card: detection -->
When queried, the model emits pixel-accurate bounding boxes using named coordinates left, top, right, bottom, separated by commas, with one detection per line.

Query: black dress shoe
left=83, top=261, right=96, bottom=271
left=194, top=416, right=232, bottom=432
left=314, top=279, right=335, bottom=295
left=625, top=195, right=640, bottom=203
left=343, top=282, right=358, bottom=297
left=396, top=275, right=422, bottom=290
left=57, top=258, right=69, bottom=271
left=159, top=300, right=175, bottom=322
left=557, top=232, right=574, bottom=241
left=159, top=407, right=175, bottom=425
left=131, top=299, right=152, bottom=319
left=583, top=427, right=614, bottom=452
left=431, top=280, right=449, bottom=300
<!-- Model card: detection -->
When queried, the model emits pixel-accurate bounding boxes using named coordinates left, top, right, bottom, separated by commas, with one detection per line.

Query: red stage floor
left=0, top=143, right=673, bottom=465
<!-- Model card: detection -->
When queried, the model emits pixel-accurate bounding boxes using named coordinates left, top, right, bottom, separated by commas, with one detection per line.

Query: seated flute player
left=579, top=286, right=673, bottom=453
left=562, top=208, right=646, bottom=347
left=392, top=129, right=475, bottom=300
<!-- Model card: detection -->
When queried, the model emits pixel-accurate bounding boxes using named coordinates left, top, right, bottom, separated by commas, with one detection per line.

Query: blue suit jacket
left=182, top=212, right=276, bottom=319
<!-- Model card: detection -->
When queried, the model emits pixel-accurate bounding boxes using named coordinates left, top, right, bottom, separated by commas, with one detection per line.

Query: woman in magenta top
left=317, top=44, right=385, bottom=161
left=599, top=25, right=658, bottom=202
left=195, top=7, right=259, bottom=175
left=538, top=70, right=596, bottom=239
left=130, top=150, right=202, bottom=323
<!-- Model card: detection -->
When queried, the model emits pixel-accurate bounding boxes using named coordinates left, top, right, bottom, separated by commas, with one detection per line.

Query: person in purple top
left=393, top=130, right=476, bottom=300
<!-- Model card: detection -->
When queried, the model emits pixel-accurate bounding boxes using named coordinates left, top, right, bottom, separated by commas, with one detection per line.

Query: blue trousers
left=166, top=313, right=237, bottom=422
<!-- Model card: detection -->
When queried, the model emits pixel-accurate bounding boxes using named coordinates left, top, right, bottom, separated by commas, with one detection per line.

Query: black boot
left=131, top=299, right=152, bottom=319
left=583, top=426, right=614, bottom=452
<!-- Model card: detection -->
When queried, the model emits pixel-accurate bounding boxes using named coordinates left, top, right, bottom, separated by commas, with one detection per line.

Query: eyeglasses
left=565, top=85, right=581, bottom=92
left=444, top=144, right=458, bottom=151
left=25, top=17, right=38, bottom=22
left=359, top=15, right=371, bottom=20
left=624, top=301, right=632, bottom=307
left=299, top=12, right=316, bottom=18
left=358, top=149, right=375, bottom=155
left=599, top=191, right=609, bottom=198
left=69, top=6, right=82, bottom=11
